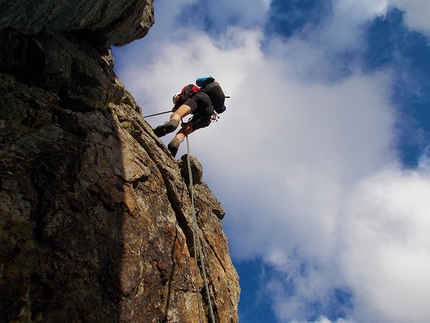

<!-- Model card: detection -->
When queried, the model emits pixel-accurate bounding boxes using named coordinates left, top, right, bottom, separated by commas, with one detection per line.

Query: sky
left=111, top=1, right=430, bottom=322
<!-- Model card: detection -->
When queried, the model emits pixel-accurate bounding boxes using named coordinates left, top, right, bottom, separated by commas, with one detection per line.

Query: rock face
left=0, top=1, right=240, bottom=322
left=0, top=0, right=154, bottom=46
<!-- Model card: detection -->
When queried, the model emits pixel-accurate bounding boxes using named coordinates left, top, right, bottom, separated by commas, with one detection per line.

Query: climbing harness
left=183, top=111, right=219, bottom=126
left=210, top=112, right=220, bottom=123
left=186, top=136, right=216, bottom=323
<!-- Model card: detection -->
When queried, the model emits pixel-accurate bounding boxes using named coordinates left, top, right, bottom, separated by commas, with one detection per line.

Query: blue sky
left=112, top=0, right=430, bottom=322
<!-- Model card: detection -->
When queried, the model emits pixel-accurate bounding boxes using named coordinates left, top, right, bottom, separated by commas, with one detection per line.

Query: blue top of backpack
left=196, top=76, right=215, bottom=88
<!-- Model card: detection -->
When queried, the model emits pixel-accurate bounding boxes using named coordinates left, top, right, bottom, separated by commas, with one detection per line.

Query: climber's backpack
left=202, top=81, right=226, bottom=114
left=174, top=79, right=227, bottom=114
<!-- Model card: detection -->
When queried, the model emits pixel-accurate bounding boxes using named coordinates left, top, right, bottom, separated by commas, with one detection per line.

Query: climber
left=153, top=76, right=226, bottom=157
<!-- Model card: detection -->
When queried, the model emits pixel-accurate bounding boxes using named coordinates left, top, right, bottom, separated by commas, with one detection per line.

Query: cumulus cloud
left=193, top=0, right=270, bottom=30
left=340, top=163, right=430, bottom=322
left=321, top=0, right=389, bottom=48
left=112, top=0, right=430, bottom=322
left=292, top=317, right=356, bottom=323
left=325, top=0, right=430, bottom=37
left=390, top=0, right=430, bottom=34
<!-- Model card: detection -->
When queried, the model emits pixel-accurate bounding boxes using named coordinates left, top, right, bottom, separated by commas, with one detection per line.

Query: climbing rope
left=143, top=110, right=171, bottom=118
left=186, top=136, right=216, bottom=323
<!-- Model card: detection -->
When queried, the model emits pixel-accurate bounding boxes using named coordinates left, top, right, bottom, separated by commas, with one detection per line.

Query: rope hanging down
left=186, top=136, right=216, bottom=323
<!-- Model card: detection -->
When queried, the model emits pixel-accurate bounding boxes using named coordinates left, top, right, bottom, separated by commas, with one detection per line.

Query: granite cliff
left=0, top=1, right=240, bottom=322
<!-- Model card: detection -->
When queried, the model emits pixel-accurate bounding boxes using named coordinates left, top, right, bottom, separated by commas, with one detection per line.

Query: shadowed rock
left=0, top=0, right=154, bottom=47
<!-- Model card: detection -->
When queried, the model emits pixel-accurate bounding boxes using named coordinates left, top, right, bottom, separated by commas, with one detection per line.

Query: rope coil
left=186, top=136, right=216, bottom=323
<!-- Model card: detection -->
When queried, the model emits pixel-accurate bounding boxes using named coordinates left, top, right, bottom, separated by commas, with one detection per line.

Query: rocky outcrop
left=0, top=0, right=154, bottom=46
left=0, top=1, right=240, bottom=322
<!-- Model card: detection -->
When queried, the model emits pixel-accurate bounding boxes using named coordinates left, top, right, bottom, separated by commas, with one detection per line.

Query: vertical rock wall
left=0, top=1, right=240, bottom=322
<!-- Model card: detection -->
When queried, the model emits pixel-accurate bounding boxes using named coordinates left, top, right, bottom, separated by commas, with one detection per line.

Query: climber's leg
left=167, top=124, right=194, bottom=157
left=154, top=105, right=192, bottom=137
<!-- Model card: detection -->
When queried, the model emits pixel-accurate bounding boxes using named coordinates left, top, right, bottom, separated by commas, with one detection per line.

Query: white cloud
left=254, top=161, right=430, bottom=323
left=390, top=0, right=430, bottom=34
left=329, top=0, right=430, bottom=36
left=292, top=316, right=356, bottom=323
left=262, top=0, right=392, bottom=82
left=113, top=1, right=430, bottom=322
left=340, top=164, right=430, bottom=322
left=322, top=0, right=389, bottom=50
left=197, top=0, right=270, bottom=30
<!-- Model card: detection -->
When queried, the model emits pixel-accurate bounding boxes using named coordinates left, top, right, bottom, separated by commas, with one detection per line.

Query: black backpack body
left=202, top=82, right=226, bottom=113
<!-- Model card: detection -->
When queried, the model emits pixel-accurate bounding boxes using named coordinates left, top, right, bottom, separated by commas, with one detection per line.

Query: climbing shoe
left=168, top=138, right=181, bottom=158
left=154, top=119, right=179, bottom=137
